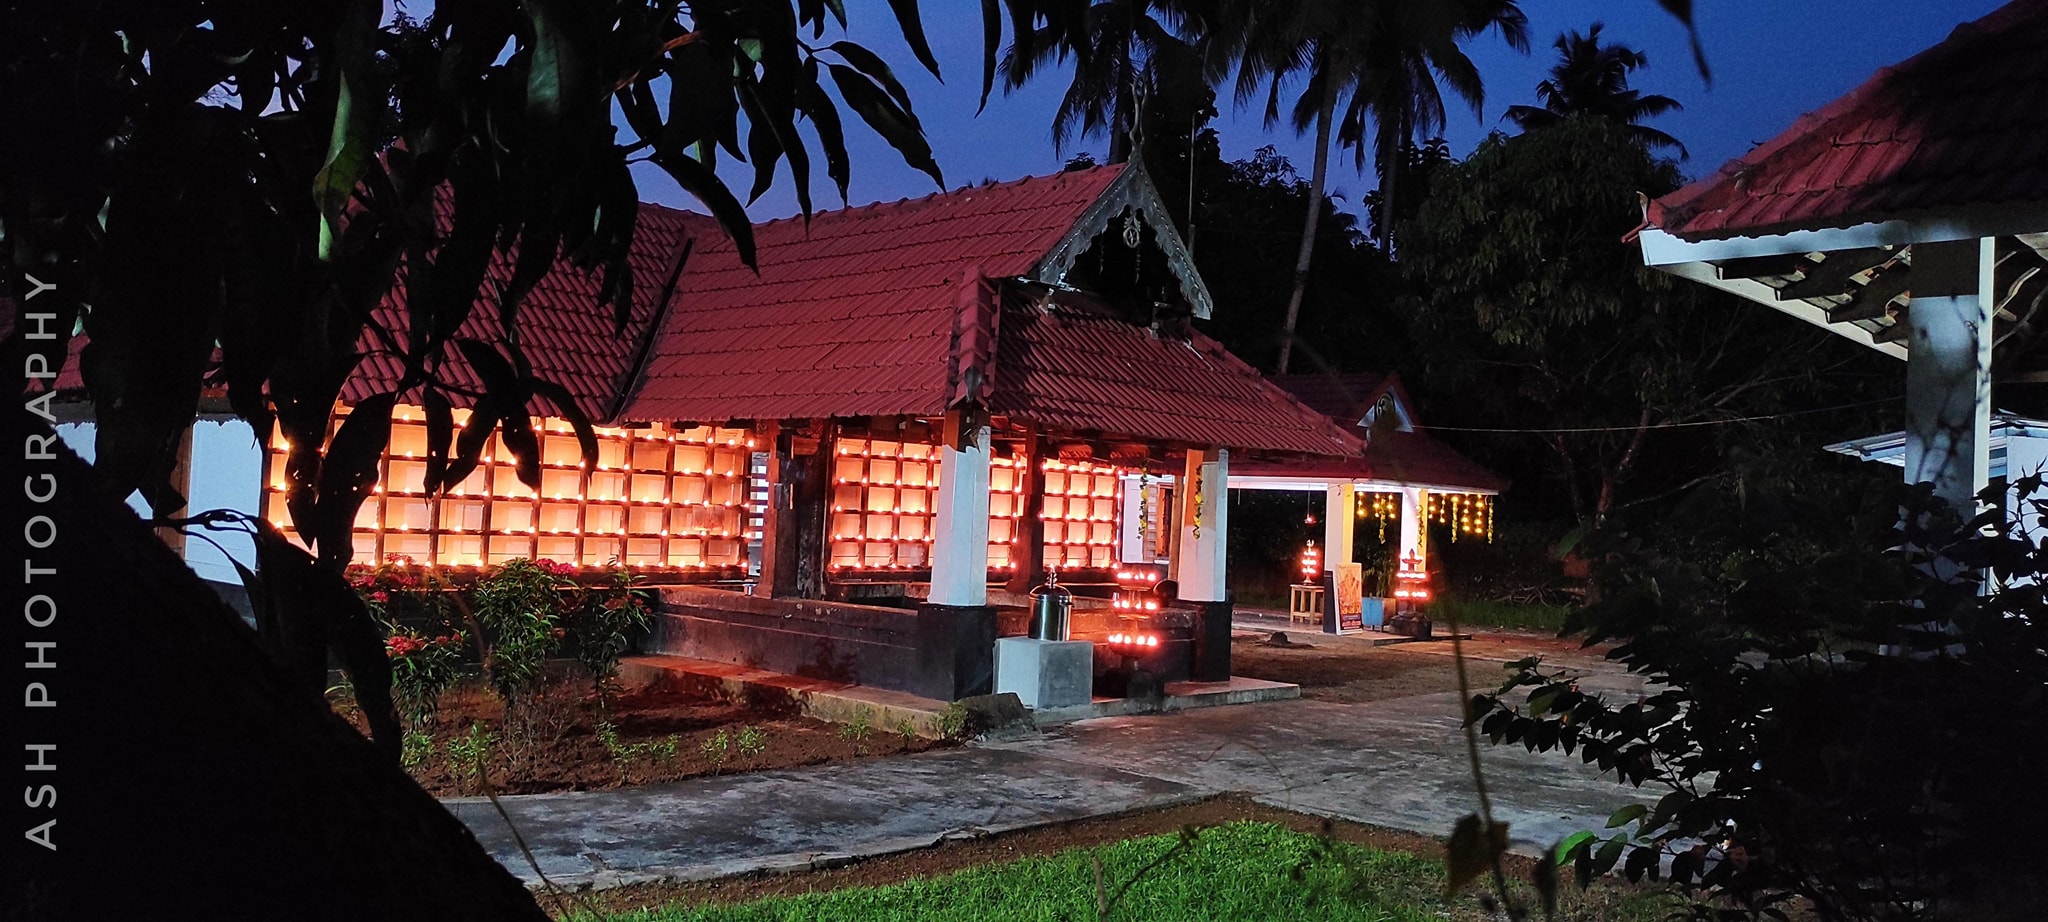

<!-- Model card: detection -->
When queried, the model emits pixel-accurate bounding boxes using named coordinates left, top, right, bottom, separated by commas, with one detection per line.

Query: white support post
left=1399, top=486, right=1428, bottom=572
left=1323, top=483, right=1355, bottom=576
left=1903, top=238, right=1994, bottom=515
left=929, top=413, right=991, bottom=606
left=1119, top=476, right=1146, bottom=563
left=1177, top=448, right=1229, bottom=602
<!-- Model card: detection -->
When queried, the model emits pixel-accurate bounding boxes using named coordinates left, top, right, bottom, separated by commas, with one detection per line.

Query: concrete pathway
left=982, top=693, right=1647, bottom=851
left=452, top=689, right=1649, bottom=887
left=446, top=746, right=1202, bottom=888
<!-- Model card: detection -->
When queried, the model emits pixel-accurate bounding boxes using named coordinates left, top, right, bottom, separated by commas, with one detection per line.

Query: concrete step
left=618, top=654, right=1301, bottom=737
left=618, top=654, right=958, bottom=738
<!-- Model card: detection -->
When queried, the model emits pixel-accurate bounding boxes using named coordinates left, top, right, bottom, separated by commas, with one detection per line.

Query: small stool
left=1288, top=584, right=1325, bottom=625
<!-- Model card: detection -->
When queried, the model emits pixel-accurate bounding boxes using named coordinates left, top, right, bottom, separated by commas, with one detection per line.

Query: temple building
left=47, top=162, right=1372, bottom=703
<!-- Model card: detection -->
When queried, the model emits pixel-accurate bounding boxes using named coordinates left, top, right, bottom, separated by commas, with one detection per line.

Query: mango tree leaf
left=501, top=407, right=543, bottom=489
left=977, top=0, right=1001, bottom=113
left=530, top=378, right=599, bottom=473
left=442, top=391, right=503, bottom=490
left=1606, top=803, right=1647, bottom=829
left=736, top=76, right=792, bottom=207
left=882, top=0, right=942, bottom=78
left=314, top=392, right=397, bottom=565
left=828, top=40, right=917, bottom=121
left=422, top=387, right=454, bottom=495
left=827, top=62, right=942, bottom=188
left=651, top=151, right=757, bottom=267
left=312, top=0, right=378, bottom=261
left=797, top=59, right=851, bottom=201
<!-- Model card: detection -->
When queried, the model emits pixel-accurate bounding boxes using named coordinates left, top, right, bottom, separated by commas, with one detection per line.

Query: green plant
left=400, top=730, right=435, bottom=770
left=598, top=720, right=681, bottom=773
left=472, top=559, right=572, bottom=704
left=1473, top=482, right=2048, bottom=919
left=699, top=728, right=730, bottom=764
left=324, top=681, right=360, bottom=721
left=937, top=702, right=969, bottom=740
left=840, top=707, right=874, bottom=753
left=894, top=718, right=920, bottom=746
left=566, top=563, right=654, bottom=700
left=736, top=725, right=767, bottom=759
left=445, top=721, right=497, bottom=795
left=383, top=629, right=466, bottom=733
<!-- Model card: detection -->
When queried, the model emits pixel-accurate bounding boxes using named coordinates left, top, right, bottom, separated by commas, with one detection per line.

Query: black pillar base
left=1187, top=599, right=1234, bottom=682
left=913, top=603, right=998, bottom=701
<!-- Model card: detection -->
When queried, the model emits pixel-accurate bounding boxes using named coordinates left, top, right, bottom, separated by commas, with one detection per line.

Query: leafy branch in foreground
left=1472, top=480, right=2048, bottom=920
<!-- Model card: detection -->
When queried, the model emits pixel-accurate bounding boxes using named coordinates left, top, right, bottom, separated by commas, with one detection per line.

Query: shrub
left=1474, top=483, right=2048, bottom=919
left=472, top=558, right=572, bottom=703
left=384, top=629, right=466, bottom=732
left=565, top=563, right=654, bottom=699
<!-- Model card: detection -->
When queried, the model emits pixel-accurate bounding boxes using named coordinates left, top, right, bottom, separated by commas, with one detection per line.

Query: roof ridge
left=733, top=163, right=1127, bottom=233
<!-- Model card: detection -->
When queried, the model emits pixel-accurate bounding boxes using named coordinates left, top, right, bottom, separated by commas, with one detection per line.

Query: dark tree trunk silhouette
left=1275, top=80, right=1336, bottom=375
left=4, top=404, right=546, bottom=921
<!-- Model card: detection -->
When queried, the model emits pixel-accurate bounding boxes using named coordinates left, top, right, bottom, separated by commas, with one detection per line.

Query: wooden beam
left=790, top=423, right=831, bottom=599
left=1775, top=247, right=1895, bottom=301
left=1006, top=428, right=1046, bottom=593
left=1827, top=265, right=1911, bottom=323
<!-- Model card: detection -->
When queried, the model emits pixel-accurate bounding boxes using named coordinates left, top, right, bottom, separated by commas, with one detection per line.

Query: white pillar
left=1904, top=238, right=1994, bottom=514
left=1323, top=483, right=1355, bottom=575
left=1119, top=476, right=1146, bottom=563
left=1177, top=448, right=1229, bottom=602
left=929, top=413, right=991, bottom=606
left=1399, top=486, right=1428, bottom=572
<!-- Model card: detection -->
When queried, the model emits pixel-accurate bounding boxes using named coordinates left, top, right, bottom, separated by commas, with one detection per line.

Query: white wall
left=56, top=420, right=264, bottom=585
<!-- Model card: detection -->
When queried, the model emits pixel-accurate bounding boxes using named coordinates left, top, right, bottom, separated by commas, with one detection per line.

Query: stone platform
left=618, top=653, right=1297, bottom=736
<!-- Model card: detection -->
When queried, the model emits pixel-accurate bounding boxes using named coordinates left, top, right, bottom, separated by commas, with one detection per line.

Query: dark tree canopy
left=1399, top=118, right=1893, bottom=525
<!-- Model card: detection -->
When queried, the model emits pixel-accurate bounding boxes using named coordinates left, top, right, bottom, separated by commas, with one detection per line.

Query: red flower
left=551, top=627, right=567, bottom=640
left=370, top=590, right=390, bottom=603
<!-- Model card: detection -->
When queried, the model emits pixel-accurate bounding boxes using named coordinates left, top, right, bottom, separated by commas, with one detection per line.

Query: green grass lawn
left=585, top=822, right=1674, bottom=922
left=1428, top=597, right=1577, bottom=635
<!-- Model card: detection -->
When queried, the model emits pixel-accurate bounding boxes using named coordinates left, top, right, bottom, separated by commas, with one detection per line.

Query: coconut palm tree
left=1215, top=0, right=1527, bottom=373
left=1504, top=23, right=1687, bottom=157
left=998, top=0, right=1212, bottom=164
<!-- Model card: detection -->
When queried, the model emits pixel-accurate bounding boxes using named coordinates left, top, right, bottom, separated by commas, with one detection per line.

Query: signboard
left=1334, top=563, right=1365, bottom=633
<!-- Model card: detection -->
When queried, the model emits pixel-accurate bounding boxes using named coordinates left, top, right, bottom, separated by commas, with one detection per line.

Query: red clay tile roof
left=345, top=200, right=699, bottom=420
left=1648, top=0, right=2048, bottom=240
left=32, top=203, right=694, bottom=422
left=987, top=288, right=1363, bottom=456
left=1238, top=371, right=1507, bottom=492
left=1270, top=372, right=1396, bottom=425
left=620, top=166, right=1126, bottom=423
left=37, top=163, right=1358, bottom=456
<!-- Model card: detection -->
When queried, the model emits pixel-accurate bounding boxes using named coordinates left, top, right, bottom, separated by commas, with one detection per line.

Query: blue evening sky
left=629, top=0, right=2008, bottom=223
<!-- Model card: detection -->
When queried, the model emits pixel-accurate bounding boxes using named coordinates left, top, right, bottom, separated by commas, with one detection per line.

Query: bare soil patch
left=339, top=678, right=948, bottom=798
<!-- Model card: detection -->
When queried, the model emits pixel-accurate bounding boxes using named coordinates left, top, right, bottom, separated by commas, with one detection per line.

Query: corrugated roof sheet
left=620, top=166, right=1126, bottom=424
left=1649, top=0, right=2048, bottom=240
